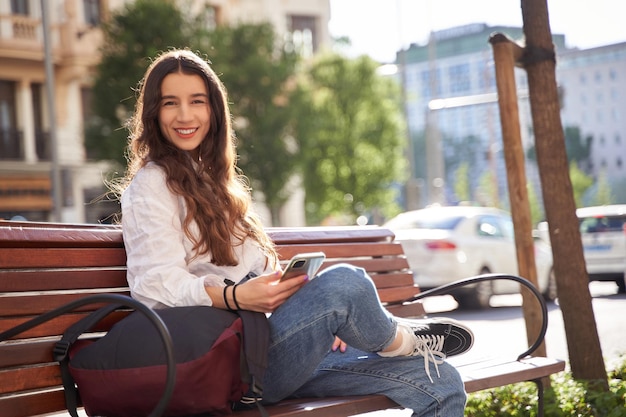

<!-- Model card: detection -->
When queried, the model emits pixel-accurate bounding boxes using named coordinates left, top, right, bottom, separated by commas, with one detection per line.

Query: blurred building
left=397, top=23, right=626, bottom=209
left=0, top=0, right=330, bottom=223
left=397, top=23, right=567, bottom=208
left=557, top=42, right=626, bottom=183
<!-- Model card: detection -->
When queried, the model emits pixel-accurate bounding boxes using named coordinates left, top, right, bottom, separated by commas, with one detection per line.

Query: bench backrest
left=0, top=221, right=421, bottom=417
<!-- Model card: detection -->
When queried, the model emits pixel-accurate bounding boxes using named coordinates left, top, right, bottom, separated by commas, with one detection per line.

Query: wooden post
left=489, top=33, right=546, bottom=358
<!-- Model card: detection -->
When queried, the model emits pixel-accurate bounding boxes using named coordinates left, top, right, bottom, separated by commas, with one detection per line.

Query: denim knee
left=313, top=264, right=376, bottom=298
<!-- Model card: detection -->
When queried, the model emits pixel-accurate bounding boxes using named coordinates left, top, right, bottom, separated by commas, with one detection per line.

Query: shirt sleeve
left=121, top=165, right=216, bottom=308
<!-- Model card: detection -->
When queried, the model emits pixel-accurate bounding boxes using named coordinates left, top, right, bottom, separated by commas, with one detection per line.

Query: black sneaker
left=396, top=317, right=474, bottom=358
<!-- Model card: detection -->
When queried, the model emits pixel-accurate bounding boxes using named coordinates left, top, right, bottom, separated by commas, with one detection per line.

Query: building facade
left=398, top=23, right=626, bottom=209
left=0, top=0, right=330, bottom=223
left=397, top=23, right=570, bottom=209
left=557, top=42, right=626, bottom=188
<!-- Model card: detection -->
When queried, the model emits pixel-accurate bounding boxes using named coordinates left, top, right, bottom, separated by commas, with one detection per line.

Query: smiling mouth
left=176, top=128, right=197, bottom=135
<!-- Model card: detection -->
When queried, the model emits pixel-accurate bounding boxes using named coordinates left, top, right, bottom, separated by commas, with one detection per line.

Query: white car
left=384, top=206, right=556, bottom=309
left=538, top=205, right=626, bottom=293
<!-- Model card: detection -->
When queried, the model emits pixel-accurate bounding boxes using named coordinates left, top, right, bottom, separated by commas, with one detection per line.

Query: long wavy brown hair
left=121, top=49, right=277, bottom=267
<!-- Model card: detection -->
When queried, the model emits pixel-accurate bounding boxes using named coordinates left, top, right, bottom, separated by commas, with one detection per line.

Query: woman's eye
left=162, top=100, right=177, bottom=106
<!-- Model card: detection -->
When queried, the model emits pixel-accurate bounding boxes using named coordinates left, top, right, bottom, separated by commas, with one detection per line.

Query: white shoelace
left=410, top=335, right=446, bottom=383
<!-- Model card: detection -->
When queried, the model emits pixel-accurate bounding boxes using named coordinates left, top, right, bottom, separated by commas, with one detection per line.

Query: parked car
left=537, top=204, right=626, bottom=293
left=384, top=206, right=556, bottom=309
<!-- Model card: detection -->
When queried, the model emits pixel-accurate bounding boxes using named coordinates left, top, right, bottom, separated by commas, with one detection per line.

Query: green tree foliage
left=200, top=23, right=301, bottom=225
left=476, top=170, right=500, bottom=208
left=563, top=126, right=592, bottom=169
left=569, top=162, right=594, bottom=207
left=85, top=0, right=194, bottom=166
left=587, top=171, right=614, bottom=206
left=527, top=182, right=544, bottom=225
left=294, top=54, right=407, bottom=224
left=454, top=162, right=471, bottom=202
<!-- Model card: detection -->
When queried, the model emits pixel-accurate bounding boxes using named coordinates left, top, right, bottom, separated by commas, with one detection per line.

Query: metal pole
left=396, top=0, right=420, bottom=210
left=41, top=0, right=63, bottom=222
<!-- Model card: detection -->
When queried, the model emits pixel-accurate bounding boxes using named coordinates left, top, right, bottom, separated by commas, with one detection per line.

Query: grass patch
left=465, top=357, right=626, bottom=416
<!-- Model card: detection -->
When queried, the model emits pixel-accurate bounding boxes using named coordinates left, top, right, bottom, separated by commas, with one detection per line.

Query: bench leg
left=532, top=378, right=544, bottom=417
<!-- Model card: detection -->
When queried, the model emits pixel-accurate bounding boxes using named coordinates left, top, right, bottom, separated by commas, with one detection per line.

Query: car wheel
left=542, top=269, right=558, bottom=302
left=454, top=269, right=492, bottom=310
left=617, top=276, right=626, bottom=294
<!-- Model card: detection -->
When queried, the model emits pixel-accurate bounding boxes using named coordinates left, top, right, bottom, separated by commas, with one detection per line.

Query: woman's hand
left=332, top=336, right=348, bottom=353
left=206, top=271, right=308, bottom=313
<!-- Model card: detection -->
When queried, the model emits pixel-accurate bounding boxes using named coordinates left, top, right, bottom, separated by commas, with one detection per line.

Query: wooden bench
left=0, top=221, right=565, bottom=417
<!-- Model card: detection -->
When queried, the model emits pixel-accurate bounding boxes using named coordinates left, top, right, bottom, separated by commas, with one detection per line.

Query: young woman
left=119, top=49, right=473, bottom=416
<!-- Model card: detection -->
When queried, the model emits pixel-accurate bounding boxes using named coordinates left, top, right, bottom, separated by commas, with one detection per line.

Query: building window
left=10, top=0, right=29, bottom=15
left=617, top=157, right=623, bottom=170
left=83, top=0, right=101, bottom=26
left=0, top=80, right=21, bottom=160
left=579, top=73, right=586, bottom=85
left=31, top=83, right=49, bottom=161
left=421, top=68, right=441, bottom=99
left=196, top=5, right=219, bottom=30
left=448, top=63, right=471, bottom=94
left=288, top=15, right=317, bottom=57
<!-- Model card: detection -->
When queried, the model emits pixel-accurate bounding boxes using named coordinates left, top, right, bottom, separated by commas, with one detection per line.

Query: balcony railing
left=0, top=14, right=45, bottom=53
left=0, top=128, right=23, bottom=160
left=11, top=15, right=39, bottom=41
left=35, top=130, right=50, bottom=161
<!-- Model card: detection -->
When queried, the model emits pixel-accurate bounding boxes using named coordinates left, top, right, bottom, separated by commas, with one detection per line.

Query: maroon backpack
left=53, top=297, right=269, bottom=417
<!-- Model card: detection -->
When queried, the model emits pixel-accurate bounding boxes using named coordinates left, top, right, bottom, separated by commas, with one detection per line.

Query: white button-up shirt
left=121, top=163, right=272, bottom=309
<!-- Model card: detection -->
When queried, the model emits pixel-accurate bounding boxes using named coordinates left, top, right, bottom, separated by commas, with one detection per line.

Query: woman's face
left=158, top=72, right=211, bottom=158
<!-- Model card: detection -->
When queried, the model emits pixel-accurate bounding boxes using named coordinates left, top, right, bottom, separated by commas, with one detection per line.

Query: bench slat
left=459, top=356, right=566, bottom=392
left=0, top=291, right=130, bottom=318
left=0, top=269, right=127, bottom=292
left=267, top=226, right=395, bottom=244
left=237, top=396, right=400, bottom=417
left=0, top=248, right=126, bottom=269
left=0, top=364, right=60, bottom=395
left=275, top=241, right=405, bottom=259
left=386, top=302, right=426, bottom=318
left=0, top=222, right=123, bottom=248
left=0, top=388, right=68, bottom=417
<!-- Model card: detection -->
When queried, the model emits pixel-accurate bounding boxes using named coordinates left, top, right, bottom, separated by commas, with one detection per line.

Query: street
left=426, top=281, right=626, bottom=369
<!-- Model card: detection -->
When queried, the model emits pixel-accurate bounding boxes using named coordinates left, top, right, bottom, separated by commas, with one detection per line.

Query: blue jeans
left=264, top=264, right=466, bottom=416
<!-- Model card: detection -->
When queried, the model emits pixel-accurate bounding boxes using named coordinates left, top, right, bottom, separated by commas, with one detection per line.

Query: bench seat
left=0, top=221, right=565, bottom=417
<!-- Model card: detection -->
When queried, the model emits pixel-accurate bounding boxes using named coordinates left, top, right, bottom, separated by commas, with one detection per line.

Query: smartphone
left=280, top=252, right=326, bottom=281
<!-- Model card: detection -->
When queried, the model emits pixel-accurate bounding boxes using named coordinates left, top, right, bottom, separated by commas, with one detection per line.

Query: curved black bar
left=405, top=273, right=548, bottom=360
left=0, top=294, right=176, bottom=417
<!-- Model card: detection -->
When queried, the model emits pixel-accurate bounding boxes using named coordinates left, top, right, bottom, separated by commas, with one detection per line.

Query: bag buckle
left=53, top=340, right=71, bottom=362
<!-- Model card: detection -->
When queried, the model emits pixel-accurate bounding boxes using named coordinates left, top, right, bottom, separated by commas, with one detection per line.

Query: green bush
left=465, top=357, right=626, bottom=416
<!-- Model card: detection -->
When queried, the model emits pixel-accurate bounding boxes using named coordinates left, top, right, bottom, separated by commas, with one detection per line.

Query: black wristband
left=223, top=285, right=234, bottom=311
left=232, top=284, right=242, bottom=310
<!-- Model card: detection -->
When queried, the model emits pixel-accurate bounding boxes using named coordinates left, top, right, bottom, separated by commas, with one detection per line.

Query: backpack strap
left=53, top=303, right=123, bottom=417
left=236, top=309, right=270, bottom=417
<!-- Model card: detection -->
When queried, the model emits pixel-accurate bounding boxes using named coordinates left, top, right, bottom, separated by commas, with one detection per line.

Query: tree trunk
left=520, top=0, right=607, bottom=385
